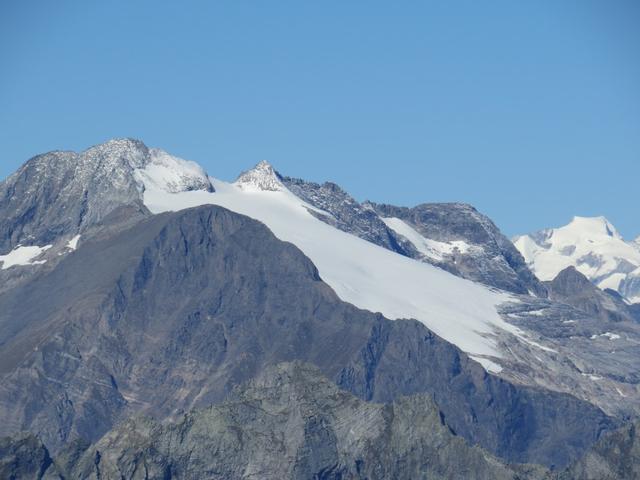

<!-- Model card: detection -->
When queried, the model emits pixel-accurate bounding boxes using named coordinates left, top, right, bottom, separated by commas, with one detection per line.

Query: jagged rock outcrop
left=281, top=176, right=417, bottom=256
left=281, top=175, right=544, bottom=296
left=560, top=419, right=640, bottom=480
left=235, top=160, right=285, bottom=191
left=373, top=202, right=547, bottom=296
left=0, top=433, right=60, bottom=479
left=0, top=139, right=213, bottom=247
left=65, top=362, right=549, bottom=480
left=0, top=139, right=213, bottom=291
left=0, top=205, right=613, bottom=468
left=545, top=266, right=635, bottom=323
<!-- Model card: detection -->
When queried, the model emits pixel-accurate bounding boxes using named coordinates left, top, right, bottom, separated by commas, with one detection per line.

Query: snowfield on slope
left=138, top=164, right=522, bottom=372
left=0, top=244, right=52, bottom=269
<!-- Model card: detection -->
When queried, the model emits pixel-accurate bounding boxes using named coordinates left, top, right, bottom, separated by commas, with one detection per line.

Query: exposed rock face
left=281, top=176, right=417, bottom=256
left=66, top=362, right=547, bottom=480
left=545, top=266, right=636, bottom=323
left=0, top=139, right=147, bottom=253
left=235, top=160, right=285, bottom=191
left=560, top=419, right=640, bottom=480
left=3, top=367, right=637, bottom=480
left=0, top=205, right=613, bottom=468
left=282, top=175, right=544, bottom=296
left=0, top=139, right=212, bottom=291
left=374, top=202, right=547, bottom=296
left=0, top=433, right=59, bottom=479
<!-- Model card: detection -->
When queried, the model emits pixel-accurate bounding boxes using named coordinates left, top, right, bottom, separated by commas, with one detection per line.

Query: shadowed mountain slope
left=0, top=205, right=613, bottom=468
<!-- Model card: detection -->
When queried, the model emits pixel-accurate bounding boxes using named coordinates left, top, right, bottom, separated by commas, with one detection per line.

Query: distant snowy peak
left=560, top=216, right=620, bottom=240
left=134, top=148, right=213, bottom=194
left=514, top=216, right=640, bottom=303
left=234, top=160, right=284, bottom=192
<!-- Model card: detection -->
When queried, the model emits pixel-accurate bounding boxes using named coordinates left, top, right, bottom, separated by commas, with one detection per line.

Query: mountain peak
left=514, top=215, right=640, bottom=302
left=234, top=160, right=283, bottom=191
left=566, top=216, right=620, bottom=239
left=136, top=148, right=213, bottom=194
left=82, top=138, right=150, bottom=169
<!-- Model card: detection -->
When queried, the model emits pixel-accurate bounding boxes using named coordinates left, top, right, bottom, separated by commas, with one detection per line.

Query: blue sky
left=1, top=1, right=639, bottom=238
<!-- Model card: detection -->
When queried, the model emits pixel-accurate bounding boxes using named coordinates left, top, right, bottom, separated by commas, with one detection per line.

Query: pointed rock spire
left=234, top=160, right=283, bottom=191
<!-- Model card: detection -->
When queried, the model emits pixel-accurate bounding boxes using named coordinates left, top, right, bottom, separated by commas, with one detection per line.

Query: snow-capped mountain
left=513, top=216, right=640, bottom=303
left=140, top=157, right=640, bottom=418
left=2, top=139, right=640, bottom=474
left=0, top=139, right=212, bottom=277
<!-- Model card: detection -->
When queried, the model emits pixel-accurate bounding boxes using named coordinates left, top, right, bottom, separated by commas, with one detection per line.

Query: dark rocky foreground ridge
left=0, top=362, right=549, bottom=479
left=0, top=205, right=614, bottom=469
left=2, top=363, right=638, bottom=480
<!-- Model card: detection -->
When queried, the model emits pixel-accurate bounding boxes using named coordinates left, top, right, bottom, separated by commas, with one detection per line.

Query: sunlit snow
left=0, top=244, right=52, bottom=269
left=66, top=235, right=81, bottom=251
left=514, top=216, right=640, bottom=302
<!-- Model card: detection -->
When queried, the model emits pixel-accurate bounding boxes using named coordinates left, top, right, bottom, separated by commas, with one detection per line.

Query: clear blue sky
left=1, top=1, right=639, bottom=238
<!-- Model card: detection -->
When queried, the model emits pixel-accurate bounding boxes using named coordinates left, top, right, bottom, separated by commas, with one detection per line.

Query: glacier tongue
left=141, top=171, right=522, bottom=373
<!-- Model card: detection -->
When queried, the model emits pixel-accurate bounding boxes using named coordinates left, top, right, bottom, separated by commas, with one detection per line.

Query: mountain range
left=0, top=139, right=639, bottom=479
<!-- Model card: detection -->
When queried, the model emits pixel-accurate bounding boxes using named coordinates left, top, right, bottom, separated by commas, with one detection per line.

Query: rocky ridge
left=280, top=173, right=544, bottom=296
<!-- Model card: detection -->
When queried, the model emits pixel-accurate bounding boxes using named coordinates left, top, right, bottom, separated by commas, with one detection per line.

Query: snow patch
left=590, top=332, right=621, bottom=340
left=66, top=235, right=81, bottom=251
left=0, top=244, right=52, bottom=269
left=469, top=356, right=503, bottom=373
left=381, top=217, right=475, bottom=261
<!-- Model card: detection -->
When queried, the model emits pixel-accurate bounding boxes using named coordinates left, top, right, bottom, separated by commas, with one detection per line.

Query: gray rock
left=281, top=176, right=417, bottom=257
left=560, top=419, right=640, bottom=480
left=0, top=432, right=60, bottom=479
left=0, top=139, right=149, bottom=252
left=0, top=139, right=213, bottom=293
left=281, top=175, right=544, bottom=296
left=0, top=205, right=613, bottom=468
left=67, top=362, right=548, bottom=480
left=373, top=202, right=547, bottom=296
left=545, top=266, right=635, bottom=323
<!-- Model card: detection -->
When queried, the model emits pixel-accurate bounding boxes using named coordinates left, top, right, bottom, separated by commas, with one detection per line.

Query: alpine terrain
left=1, top=139, right=639, bottom=479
